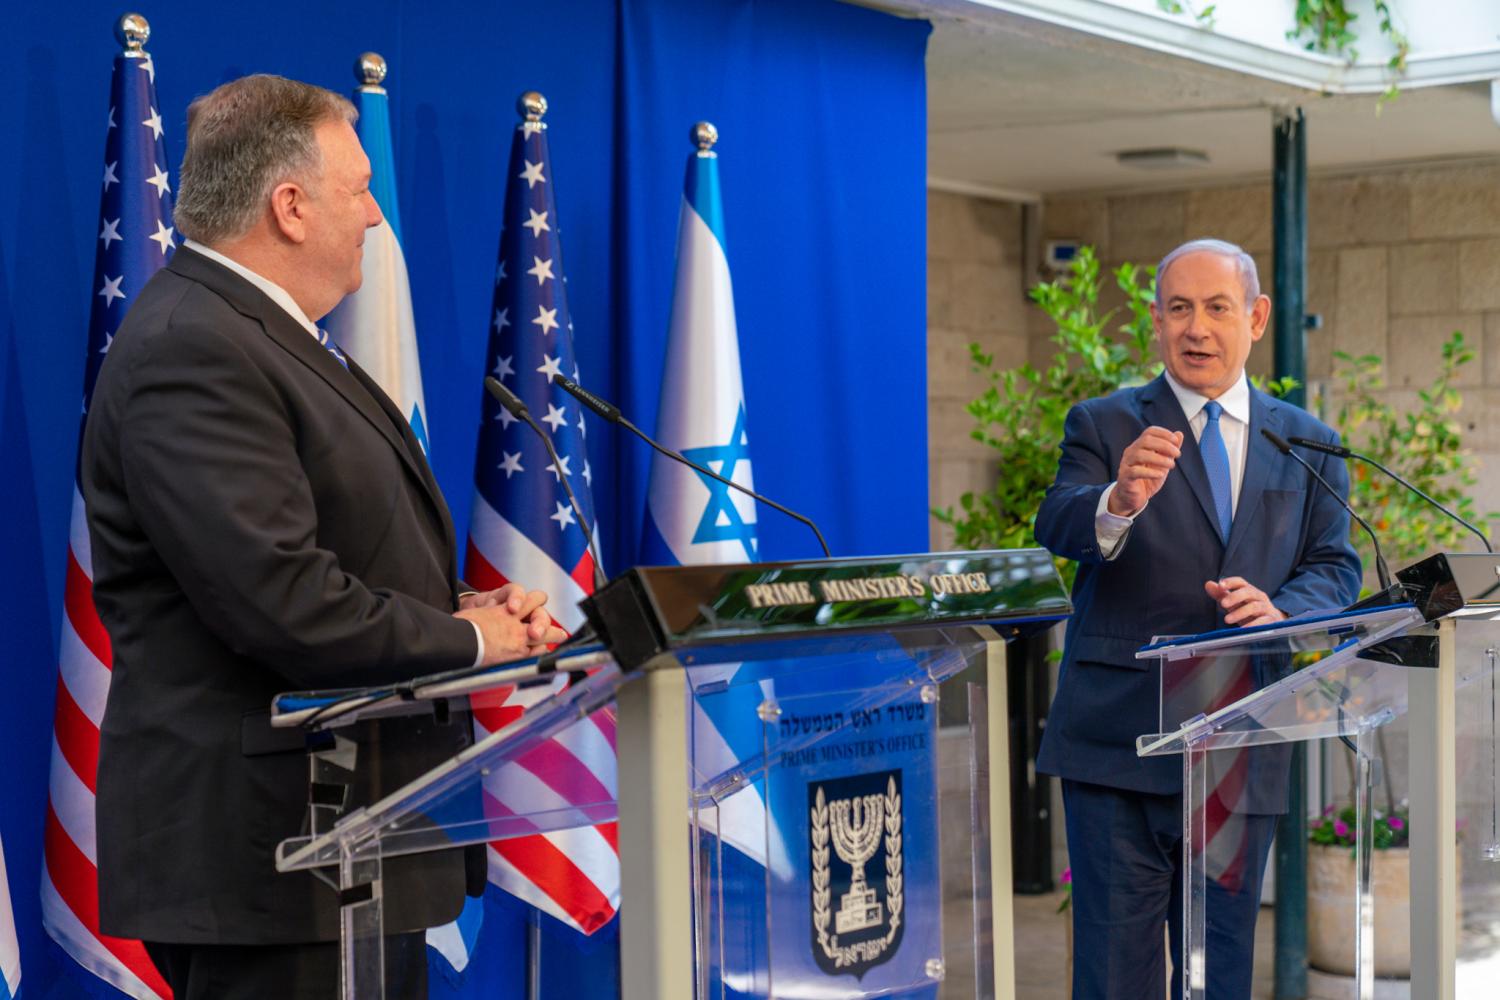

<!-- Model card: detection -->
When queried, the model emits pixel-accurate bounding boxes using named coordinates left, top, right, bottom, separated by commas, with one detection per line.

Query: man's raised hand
left=1108, top=426, right=1184, bottom=515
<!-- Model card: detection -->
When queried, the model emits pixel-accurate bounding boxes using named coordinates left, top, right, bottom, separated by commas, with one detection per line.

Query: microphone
left=484, top=376, right=607, bottom=591
left=1261, top=427, right=1393, bottom=592
left=1287, top=435, right=1492, bottom=553
left=553, top=374, right=832, bottom=559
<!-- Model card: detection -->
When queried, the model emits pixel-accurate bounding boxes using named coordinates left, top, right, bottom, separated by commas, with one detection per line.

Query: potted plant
left=1306, top=804, right=1417, bottom=977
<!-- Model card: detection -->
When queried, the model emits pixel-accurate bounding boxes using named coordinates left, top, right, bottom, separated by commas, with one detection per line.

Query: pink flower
left=1060, top=867, right=1072, bottom=885
left=1323, top=804, right=1336, bottom=816
left=1389, top=817, right=1404, bottom=831
left=1334, top=820, right=1350, bottom=838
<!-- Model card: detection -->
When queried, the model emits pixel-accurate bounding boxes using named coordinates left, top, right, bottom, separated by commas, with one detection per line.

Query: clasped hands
left=1108, top=424, right=1285, bottom=629
left=454, top=583, right=568, bottom=665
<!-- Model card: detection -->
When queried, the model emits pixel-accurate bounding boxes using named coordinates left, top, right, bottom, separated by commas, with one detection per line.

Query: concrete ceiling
left=923, top=12, right=1500, bottom=198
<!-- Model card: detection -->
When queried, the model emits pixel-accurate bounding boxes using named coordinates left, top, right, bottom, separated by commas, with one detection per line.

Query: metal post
left=1271, top=105, right=1309, bottom=1000
left=1272, top=107, right=1307, bottom=409
left=618, top=662, right=693, bottom=1000
left=1274, top=745, right=1308, bottom=999
left=1409, top=619, right=1458, bottom=999
left=983, top=628, right=1018, bottom=997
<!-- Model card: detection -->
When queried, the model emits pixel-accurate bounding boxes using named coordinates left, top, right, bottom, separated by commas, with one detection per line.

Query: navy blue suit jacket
left=1034, top=375, right=1362, bottom=805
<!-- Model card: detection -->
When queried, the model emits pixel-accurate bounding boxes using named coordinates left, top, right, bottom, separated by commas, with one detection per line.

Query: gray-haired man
left=1034, top=239, right=1361, bottom=998
left=83, top=74, right=559, bottom=998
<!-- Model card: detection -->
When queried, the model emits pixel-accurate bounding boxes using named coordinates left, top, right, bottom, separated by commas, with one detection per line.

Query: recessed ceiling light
left=1115, top=147, right=1211, bottom=169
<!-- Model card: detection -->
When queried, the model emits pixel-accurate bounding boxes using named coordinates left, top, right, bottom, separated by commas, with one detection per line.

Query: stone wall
left=925, top=190, right=1027, bottom=548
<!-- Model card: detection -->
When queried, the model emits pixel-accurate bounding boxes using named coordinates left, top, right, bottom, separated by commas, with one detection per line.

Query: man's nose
left=365, top=191, right=383, bottom=229
left=1185, top=307, right=1213, bottom=335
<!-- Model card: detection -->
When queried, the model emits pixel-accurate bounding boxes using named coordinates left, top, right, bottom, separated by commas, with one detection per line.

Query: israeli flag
left=325, top=59, right=430, bottom=453
left=1, top=833, right=19, bottom=1000
left=640, top=127, right=787, bottom=872
left=425, top=894, right=484, bottom=980
left=641, top=125, right=757, bottom=566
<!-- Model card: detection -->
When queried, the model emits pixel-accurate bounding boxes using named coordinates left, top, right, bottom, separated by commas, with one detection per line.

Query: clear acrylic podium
left=270, top=550, right=1071, bottom=999
left=1136, top=552, right=1500, bottom=1000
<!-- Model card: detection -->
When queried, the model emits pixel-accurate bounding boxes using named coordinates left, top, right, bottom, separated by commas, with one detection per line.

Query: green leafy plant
left=1329, top=331, right=1492, bottom=577
left=1288, top=0, right=1360, bottom=58
left=933, top=247, right=1161, bottom=589
left=1287, top=0, right=1410, bottom=105
left=1156, top=0, right=1216, bottom=28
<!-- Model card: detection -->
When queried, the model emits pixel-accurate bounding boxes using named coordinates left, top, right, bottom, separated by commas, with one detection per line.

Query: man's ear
left=1249, top=294, right=1272, bottom=340
left=268, top=181, right=308, bottom=244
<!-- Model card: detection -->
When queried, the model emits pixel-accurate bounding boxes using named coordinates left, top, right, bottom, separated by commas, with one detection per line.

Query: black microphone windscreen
left=1260, top=427, right=1292, bottom=454
left=484, top=376, right=528, bottom=418
left=1287, top=435, right=1351, bottom=458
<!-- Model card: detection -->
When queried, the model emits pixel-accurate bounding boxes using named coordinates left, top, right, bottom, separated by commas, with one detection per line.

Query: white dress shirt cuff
left=469, top=620, right=485, bottom=669
left=1095, top=483, right=1143, bottom=560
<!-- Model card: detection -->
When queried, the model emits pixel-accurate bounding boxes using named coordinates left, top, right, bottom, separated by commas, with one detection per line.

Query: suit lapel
left=1224, top=389, right=1280, bottom=564
left=167, top=248, right=451, bottom=545
left=1139, top=375, right=1222, bottom=545
left=346, top=358, right=460, bottom=587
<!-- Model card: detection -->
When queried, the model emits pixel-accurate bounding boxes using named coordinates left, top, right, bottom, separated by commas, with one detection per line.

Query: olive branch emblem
left=810, top=777, right=903, bottom=969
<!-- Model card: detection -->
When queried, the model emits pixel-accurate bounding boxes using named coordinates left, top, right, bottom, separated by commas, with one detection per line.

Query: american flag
left=40, top=30, right=173, bottom=1000
left=1165, top=653, right=1257, bottom=893
left=464, top=96, right=619, bottom=935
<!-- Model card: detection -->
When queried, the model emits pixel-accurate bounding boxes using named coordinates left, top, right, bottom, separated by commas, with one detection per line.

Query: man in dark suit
left=1034, top=239, right=1362, bottom=999
left=82, top=75, right=564, bottom=998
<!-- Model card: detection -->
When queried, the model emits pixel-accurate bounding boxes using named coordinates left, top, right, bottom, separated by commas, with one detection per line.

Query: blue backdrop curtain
left=0, top=0, right=928, bottom=995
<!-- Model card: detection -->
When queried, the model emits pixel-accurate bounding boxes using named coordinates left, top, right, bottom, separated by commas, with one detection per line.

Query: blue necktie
left=317, top=328, right=349, bottom=369
left=1200, top=400, right=1233, bottom=544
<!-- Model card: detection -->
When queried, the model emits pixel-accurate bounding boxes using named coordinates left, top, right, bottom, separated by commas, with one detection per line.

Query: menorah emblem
left=830, top=792, right=886, bottom=933
left=809, top=771, right=904, bottom=976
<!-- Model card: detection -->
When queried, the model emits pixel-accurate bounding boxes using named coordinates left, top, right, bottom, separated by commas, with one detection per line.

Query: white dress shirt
left=184, top=240, right=323, bottom=338
left=183, top=240, right=487, bottom=665
left=1095, top=370, right=1251, bottom=559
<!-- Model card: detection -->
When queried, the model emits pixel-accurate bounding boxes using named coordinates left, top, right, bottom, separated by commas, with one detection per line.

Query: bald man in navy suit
left=1035, top=239, right=1361, bottom=999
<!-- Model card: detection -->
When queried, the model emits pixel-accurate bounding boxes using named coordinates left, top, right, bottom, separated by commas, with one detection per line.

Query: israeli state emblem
left=808, top=769, right=904, bottom=978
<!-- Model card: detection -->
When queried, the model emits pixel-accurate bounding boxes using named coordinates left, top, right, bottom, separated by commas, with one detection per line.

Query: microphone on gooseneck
left=1287, top=435, right=1493, bottom=553
left=1261, top=427, right=1393, bottom=592
left=552, top=374, right=832, bottom=559
left=484, top=376, right=607, bottom=592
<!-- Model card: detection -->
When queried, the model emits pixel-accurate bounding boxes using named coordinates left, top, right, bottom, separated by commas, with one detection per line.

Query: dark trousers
left=1062, top=778, right=1277, bottom=1000
left=144, top=933, right=427, bottom=1000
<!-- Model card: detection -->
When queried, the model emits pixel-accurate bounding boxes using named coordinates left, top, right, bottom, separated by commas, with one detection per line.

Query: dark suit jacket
left=1034, top=375, right=1362, bottom=806
left=82, top=247, right=481, bottom=944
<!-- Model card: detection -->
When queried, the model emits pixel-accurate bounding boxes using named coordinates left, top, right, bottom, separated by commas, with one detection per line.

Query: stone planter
left=1307, top=843, right=1411, bottom=978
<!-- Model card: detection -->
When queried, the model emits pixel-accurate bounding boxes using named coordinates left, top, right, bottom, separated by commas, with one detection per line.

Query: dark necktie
left=1200, top=400, right=1233, bottom=543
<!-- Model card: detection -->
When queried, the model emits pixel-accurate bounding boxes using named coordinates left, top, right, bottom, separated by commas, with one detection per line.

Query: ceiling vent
left=1115, top=147, right=1210, bottom=170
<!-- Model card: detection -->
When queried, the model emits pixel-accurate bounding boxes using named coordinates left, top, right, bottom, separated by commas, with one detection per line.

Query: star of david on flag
left=682, top=403, right=757, bottom=559
left=641, top=131, right=758, bottom=567
left=42, top=37, right=173, bottom=1000
left=463, top=97, right=618, bottom=937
